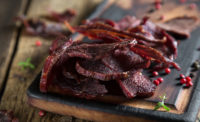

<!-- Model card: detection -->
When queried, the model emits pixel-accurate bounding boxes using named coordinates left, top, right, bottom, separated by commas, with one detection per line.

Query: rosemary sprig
left=18, top=58, right=35, bottom=70
left=154, top=94, right=170, bottom=111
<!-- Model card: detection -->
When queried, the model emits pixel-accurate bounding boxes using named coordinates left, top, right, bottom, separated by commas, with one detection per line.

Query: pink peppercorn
left=186, top=76, right=192, bottom=83
left=157, top=77, right=163, bottom=83
left=180, top=78, right=186, bottom=84
left=165, top=68, right=171, bottom=74
left=189, top=3, right=197, bottom=9
left=39, top=110, right=45, bottom=117
left=180, top=74, right=185, bottom=79
left=35, top=40, right=42, bottom=46
left=154, top=80, right=160, bottom=86
left=153, top=71, right=159, bottom=76
left=179, top=0, right=186, bottom=3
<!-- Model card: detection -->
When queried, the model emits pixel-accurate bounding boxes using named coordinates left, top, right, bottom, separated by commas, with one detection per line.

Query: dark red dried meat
left=40, top=38, right=156, bottom=98
left=40, top=39, right=133, bottom=93
left=49, top=75, right=107, bottom=99
left=157, top=16, right=199, bottom=39
left=45, top=9, right=76, bottom=22
left=102, top=47, right=150, bottom=71
left=15, top=16, right=69, bottom=38
left=117, top=70, right=156, bottom=98
left=76, top=60, right=128, bottom=81
left=40, top=14, right=193, bottom=99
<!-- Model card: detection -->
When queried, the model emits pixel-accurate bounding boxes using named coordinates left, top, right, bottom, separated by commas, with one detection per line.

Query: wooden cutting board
left=27, top=0, right=200, bottom=121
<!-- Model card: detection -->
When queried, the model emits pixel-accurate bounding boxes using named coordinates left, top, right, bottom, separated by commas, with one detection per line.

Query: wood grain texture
left=28, top=97, right=155, bottom=122
left=0, top=0, right=27, bottom=93
left=0, top=0, right=102, bottom=122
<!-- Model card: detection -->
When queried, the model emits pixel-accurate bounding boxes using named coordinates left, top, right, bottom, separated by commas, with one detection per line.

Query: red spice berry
left=165, top=68, right=171, bottom=74
left=154, top=80, right=160, bottom=86
left=157, top=77, right=163, bottom=83
left=152, top=71, right=159, bottom=76
left=35, top=40, right=42, bottom=46
left=180, top=74, right=185, bottom=79
left=188, top=82, right=193, bottom=87
left=180, top=78, right=186, bottom=84
left=155, top=3, right=161, bottom=10
left=189, top=3, right=197, bottom=9
left=179, top=0, right=186, bottom=3
left=186, top=76, right=192, bottom=83
left=186, top=81, right=193, bottom=87
left=39, top=110, right=45, bottom=117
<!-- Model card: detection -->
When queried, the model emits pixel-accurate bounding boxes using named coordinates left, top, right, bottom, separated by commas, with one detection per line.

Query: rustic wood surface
left=0, top=0, right=27, bottom=96
left=0, top=0, right=200, bottom=122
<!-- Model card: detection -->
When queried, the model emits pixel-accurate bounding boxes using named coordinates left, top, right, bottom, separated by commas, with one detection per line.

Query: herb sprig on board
left=18, top=58, right=35, bottom=70
left=154, top=94, right=170, bottom=111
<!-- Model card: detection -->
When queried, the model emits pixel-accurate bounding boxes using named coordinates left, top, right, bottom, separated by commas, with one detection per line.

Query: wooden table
left=0, top=0, right=200, bottom=121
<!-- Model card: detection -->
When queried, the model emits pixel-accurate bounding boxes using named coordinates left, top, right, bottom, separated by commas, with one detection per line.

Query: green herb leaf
left=162, top=104, right=171, bottom=111
left=18, top=58, right=35, bottom=70
left=154, top=102, right=163, bottom=110
left=154, top=94, right=170, bottom=112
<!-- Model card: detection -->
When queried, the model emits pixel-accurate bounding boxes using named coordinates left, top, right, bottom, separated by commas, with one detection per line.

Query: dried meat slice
left=75, top=60, right=128, bottom=81
left=15, top=16, right=69, bottom=38
left=40, top=40, right=134, bottom=92
left=157, top=16, right=199, bottom=39
left=46, top=9, right=76, bottom=22
left=102, top=47, right=150, bottom=72
left=48, top=74, right=107, bottom=99
left=117, top=70, right=156, bottom=98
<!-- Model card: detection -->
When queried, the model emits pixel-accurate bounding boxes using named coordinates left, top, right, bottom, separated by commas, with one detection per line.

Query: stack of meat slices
left=40, top=16, right=186, bottom=99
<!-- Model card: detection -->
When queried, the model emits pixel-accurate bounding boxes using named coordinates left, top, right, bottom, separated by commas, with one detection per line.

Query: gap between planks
left=0, top=0, right=32, bottom=101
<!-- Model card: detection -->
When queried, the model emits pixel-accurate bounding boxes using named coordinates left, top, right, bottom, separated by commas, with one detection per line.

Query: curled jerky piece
left=45, top=9, right=76, bottom=22
left=15, top=16, right=69, bottom=38
left=76, top=60, right=129, bottom=81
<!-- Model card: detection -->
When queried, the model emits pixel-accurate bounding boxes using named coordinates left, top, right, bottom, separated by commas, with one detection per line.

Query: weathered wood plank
left=0, top=0, right=102, bottom=122
left=0, top=0, right=27, bottom=95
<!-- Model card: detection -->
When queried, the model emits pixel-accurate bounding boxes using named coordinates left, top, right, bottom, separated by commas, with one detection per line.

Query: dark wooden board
left=27, top=0, right=200, bottom=121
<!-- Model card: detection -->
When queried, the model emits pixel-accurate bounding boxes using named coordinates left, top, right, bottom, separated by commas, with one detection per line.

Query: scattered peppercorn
left=165, top=68, right=171, bottom=74
left=180, top=78, right=186, bottom=84
left=186, top=82, right=193, bottom=87
left=38, top=110, right=45, bottom=117
left=154, top=80, right=160, bottom=86
left=155, top=3, right=161, bottom=10
left=35, top=40, right=42, bottom=46
left=157, top=77, right=163, bottom=83
left=180, top=74, right=185, bottom=79
left=186, top=76, right=192, bottom=83
left=153, top=71, right=159, bottom=77
left=189, top=3, right=197, bottom=9
left=179, top=0, right=186, bottom=3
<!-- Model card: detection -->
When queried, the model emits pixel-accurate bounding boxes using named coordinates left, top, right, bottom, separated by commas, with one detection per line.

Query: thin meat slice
left=102, top=47, right=150, bottom=72
left=49, top=75, right=107, bottom=99
left=117, top=70, right=156, bottom=98
left=40, top=40, right=134, bottom=92
left=158, top=16, right=199, bottom=39
left=76, top=60, right=128, bottom=81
